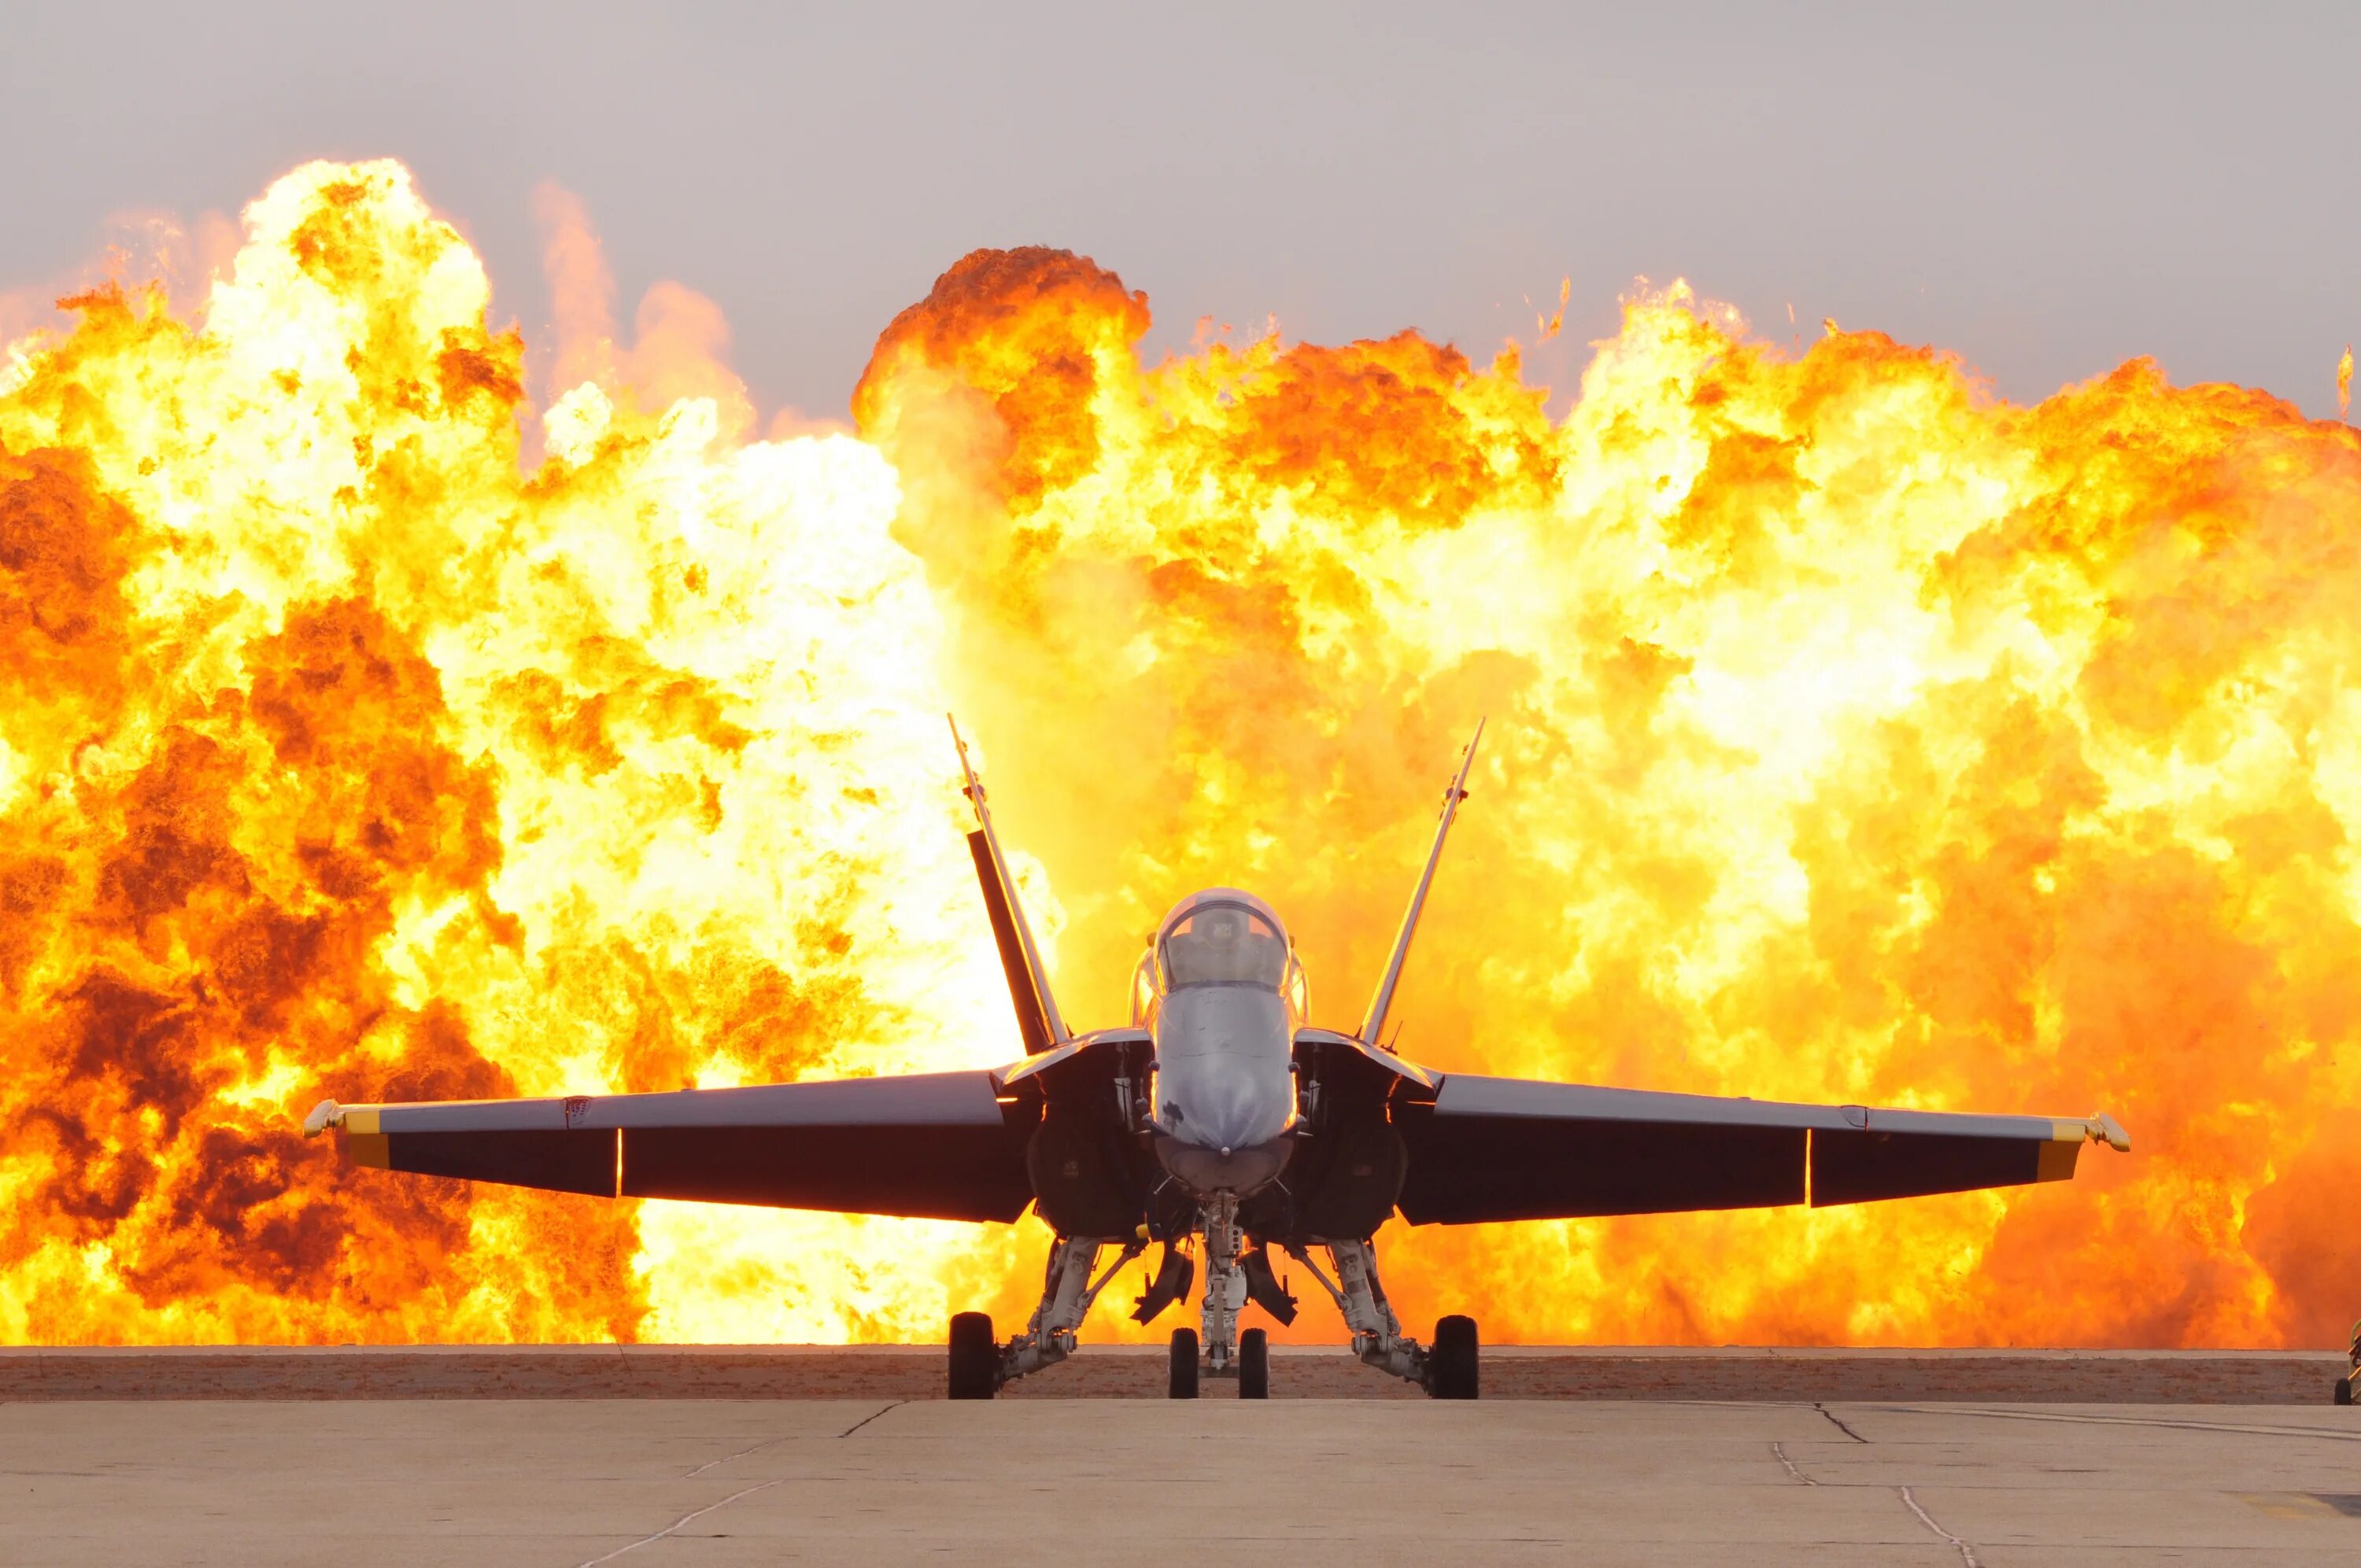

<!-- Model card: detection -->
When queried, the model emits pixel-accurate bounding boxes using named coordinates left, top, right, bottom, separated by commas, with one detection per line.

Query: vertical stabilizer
left=1358, top=721, right=1484, bottom=1048
left=951, top=717, right=1073, bottom=1053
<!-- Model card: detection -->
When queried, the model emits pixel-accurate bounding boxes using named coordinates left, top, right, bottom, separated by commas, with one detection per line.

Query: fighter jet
left=302, top=721, right=2130, bottom=1399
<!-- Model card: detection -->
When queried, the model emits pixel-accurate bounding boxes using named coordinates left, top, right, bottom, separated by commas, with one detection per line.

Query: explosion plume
left=6, top=161, right=2360, bottom=1349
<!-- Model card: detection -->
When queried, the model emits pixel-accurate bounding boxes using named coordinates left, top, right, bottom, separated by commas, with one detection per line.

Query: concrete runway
left=10, top=1397, right=2361, bottom=1565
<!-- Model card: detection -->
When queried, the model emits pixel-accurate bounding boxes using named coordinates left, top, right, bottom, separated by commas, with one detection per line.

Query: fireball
left=4, top=160, right=2357, bottom=1349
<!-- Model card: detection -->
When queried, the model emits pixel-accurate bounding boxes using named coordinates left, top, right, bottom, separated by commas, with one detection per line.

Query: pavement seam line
left=837, top=1399, right=903, bottom=1437
left=684, top=1434, right=792, bottom=1478
left=575, top=1478, right=785, bottom=1566
left=1769, top=1441, right=1818, bottom=1485
left=678, top=1399, right=901, bottom=1476
left=1897, top=1485, right=1979, bottom=1568
left=1812, top=1403, right=1869, bottom=1442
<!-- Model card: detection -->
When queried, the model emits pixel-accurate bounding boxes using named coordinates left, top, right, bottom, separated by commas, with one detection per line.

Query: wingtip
left=2089, top=1112, right=2130, bottom=1153
left=301, top=1098, right=342, bottom=1138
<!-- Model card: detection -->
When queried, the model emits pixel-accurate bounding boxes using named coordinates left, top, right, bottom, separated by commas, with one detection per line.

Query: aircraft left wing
left=1392, top=1072, right=2128, bottom=1225
left=301, top=1070, right=1036, bottom=1223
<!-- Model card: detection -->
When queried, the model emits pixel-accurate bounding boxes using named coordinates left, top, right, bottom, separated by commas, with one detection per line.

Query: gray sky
left=3, top=1, right=2353, bottom=420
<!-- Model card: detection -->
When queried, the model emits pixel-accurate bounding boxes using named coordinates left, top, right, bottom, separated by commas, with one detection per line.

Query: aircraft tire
left=1428, top=1314, right=1480, bottom=1400
left=2337, top=1376, right=2353, bottom=1407
left=948, top=1311, right=997, bottom=1400
left=1238, top=1328, right=1270, bottom=1400
left=1169, top=1328, right=1200, bottom=1398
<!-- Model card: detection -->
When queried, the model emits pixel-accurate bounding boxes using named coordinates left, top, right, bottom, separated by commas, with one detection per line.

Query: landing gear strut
left=948, top=1233, right=1140, bottom=1399
left=1198, top=1193, right=1246, bottom=1378
left=1288, top=1237, right=1480, bottom=1399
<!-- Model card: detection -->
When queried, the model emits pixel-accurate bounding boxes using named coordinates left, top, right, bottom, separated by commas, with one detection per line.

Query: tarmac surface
left=11, top=1394, right=2361, bottom=1565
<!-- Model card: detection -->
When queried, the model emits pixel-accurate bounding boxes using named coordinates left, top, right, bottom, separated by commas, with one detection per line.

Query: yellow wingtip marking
left=2036, top=1138, right=2080, bottom=1182
left=347, top=1132, right=390, bottom=1169
left=342, top=1108, right=380, bottom=1135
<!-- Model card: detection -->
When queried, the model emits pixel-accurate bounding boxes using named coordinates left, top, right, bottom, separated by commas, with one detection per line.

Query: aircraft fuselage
left=1138, top=887, right=1303, bottom=1200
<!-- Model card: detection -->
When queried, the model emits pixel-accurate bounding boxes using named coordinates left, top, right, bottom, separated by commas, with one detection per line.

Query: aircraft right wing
left=1392, top=1071, right=2129, bottom=1225
left=303, top=1069, right=1036, bottom=1223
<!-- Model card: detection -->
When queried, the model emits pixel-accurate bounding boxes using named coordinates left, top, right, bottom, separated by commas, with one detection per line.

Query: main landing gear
left=1288, top=1238, right=1481, bottom=1399
left=947, top=1221, right=1478, bottom=1400
left=947, top=1233, right=1140, bottom=1400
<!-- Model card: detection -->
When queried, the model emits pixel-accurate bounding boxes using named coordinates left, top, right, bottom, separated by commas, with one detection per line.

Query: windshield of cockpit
left=1158, top=902, right=1289, bottom=991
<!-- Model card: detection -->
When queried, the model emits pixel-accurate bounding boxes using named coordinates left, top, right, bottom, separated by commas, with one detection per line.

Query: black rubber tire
left=1428, top=1314, right=1479, bottom=1400
left=1238, top=1328, right=1270, bottom=1400
left=948, top=1312, right=997, bottom=1400
left=1169, top=1327, right=1200, bottom=1399
left=2337, top=1376, right=2353, bottom=1407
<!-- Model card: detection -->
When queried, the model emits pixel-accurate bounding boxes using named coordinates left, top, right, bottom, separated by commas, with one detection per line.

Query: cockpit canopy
left=1156, top=889, right=1290, bottom=991
left=1132, top=888, right=1308, bottom=1027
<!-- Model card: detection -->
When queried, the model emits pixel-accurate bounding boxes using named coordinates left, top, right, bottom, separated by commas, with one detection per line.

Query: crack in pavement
left=1812, top=1403, right=1869, bottom=1443
left=574, top=1478, right=784, bottom=1566
left=1898, top=1485, right=1980, bottom=1568
left=837, top=1400, right=903, bottom=1438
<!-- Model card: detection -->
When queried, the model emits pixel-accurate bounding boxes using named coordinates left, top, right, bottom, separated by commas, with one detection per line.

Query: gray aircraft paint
left=1150, top=983, right=1295, bottom=1196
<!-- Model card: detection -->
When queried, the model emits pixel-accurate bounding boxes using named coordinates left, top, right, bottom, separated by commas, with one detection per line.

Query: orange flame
left=7, top=160, right=2361, bottom=1350
left=2340, top=344, right=2352, bottom=422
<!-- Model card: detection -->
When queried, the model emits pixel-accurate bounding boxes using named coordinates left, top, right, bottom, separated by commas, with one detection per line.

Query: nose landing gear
left=1198, top=1193, right=1247, bottom=1381
left=1237, top=1327, right=1271, bottom=1399
left=1168, top=1326, right=1199, bottom=1398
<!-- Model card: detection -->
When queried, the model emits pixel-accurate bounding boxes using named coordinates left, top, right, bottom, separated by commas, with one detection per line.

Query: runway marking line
left=2233, top=1493, right=2345, bottom=1519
